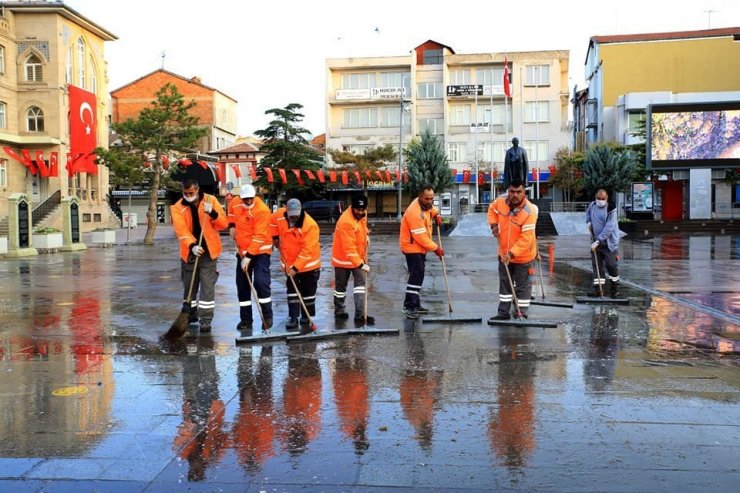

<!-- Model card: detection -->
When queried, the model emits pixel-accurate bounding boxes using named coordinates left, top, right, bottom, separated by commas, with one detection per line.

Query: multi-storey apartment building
left=326, top=40, right=570, bottom=213
left=111, top=69, right=238, bottom=153
left=0, top=1, right=118, bottom=232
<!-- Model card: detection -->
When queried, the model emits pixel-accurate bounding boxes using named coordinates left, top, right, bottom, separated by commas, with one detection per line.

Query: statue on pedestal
left=503, top=137, right=528, bottom=189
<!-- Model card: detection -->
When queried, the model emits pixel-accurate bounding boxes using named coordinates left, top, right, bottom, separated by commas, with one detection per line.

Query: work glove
left=434, top=247, right=444, bottom=258
left=360, top=263, right=371, bottom=273
left=241, top=256, right=251, bottom=271
left=591, top=240, right=599, bottom=251
left=287, top=266, right=298, bottom=277
left=435, top=215, right=443, bottom=226
left=203, top=201, right=213, bottom=214
left=191, top=245, right=204, bottom=257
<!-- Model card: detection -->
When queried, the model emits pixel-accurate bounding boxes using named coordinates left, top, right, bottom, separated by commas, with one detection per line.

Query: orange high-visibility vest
left=271, top=208, right=321, bottom=272
left=229, top=196, right=273, bottom=257
left=331, top=208, right=368, bottom=268
left=171, top=194, right=228, bottom=261
left=487, top=196, right=538, bottom=263
left=399, top=198, right=438, bottom=254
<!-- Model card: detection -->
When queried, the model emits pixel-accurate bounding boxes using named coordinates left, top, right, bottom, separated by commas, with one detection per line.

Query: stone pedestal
left=61, top=196, right=87, bottom=252
left=5, top=193, right=38, bottom=257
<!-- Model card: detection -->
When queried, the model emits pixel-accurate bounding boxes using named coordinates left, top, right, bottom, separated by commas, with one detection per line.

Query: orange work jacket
left=331, top=208, right=368, bottom=268
left=487, top=196, right=537, bottom=263
left=270, top=208, right=321, bottom=272
left=229, top=196, right=273, bottom=257
left=399, top=198, right=439, bottom=254
left=171, top=194, right=228, bottom=261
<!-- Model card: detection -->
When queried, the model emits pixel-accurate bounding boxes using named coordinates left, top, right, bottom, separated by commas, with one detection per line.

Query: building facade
left=110, top=69, right=238, bottom=153
left=0, top=2, right=118, bottom=232
left=326, top=40, right=570, bottom=212
left=577, top=27, right=740, bottom=219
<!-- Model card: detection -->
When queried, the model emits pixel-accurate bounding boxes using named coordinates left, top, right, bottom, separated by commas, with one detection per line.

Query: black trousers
left=497, top=259, right=532, bottom=316
left=287, top=269, right=320, bottom=320
left=235, top=253, right=273, bottom=322
left=334, top=266, right=367, bottom=318
left=404, top=253, right=426, bottom=310
left=591, top=244, right=619, bottom=288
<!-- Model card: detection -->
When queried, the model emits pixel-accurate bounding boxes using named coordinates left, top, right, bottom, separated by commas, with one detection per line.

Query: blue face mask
left=596, top=199, right=608, bottom=208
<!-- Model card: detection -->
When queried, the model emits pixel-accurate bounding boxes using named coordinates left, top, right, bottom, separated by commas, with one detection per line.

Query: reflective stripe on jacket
left=171, top=194, right=228, bottom=261
left=331, top=208, right=368, bottom=268
left=487, top=196, right=537, bottom=263
left=399, top=198, right=438, bottom=254
left=271, top=207, right=321, bottom=272
left=230, top=196, right=273, bottom=256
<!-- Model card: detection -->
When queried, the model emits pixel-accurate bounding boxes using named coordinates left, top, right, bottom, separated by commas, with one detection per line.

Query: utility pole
left=397, top=98, right=409, bottom=220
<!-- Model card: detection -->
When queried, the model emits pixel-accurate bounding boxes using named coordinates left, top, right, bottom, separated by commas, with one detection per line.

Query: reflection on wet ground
left=0, top=231, right=737, bottom=491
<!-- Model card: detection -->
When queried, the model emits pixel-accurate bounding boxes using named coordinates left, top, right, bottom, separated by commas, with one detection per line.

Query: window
left=522, top=140, right=548, bottom=162
left=77, top=38, right=86, bottom=88
left=0, top=159, right=7, bottom=187
left=90, top=57, right=98, bottom=95
left=0, top=45, right=5, bottom=74
left=343, top=107, right=377, bottom=128
left=525, top=65, right=550, bottom=86
left=0, top=101, right=6, bottom=128
left=27, top=106, right=44, bottom=132
left=524, top=101, right=550, bottom=122
left=381, top=106, right=410, bottom=127
left=477, top=142, right=508, bottom=163
left=628, top=111, right=646, bottom=135
left=449, top=104, right=471, bottom=126
left=342, top=144, right=375, bottom=155
left=417, top=82, right=442, bottom=99
left=342, top=72, right=376, bottom=89
left=476, top=103, right=512, bottom=128
left=66, top=45, right=73, bottom=84
left=449, top=69, right=470, bottom=84
left=418, top=118, right=444, bottom=135
left=422, top=49, right=443, bottom=65
left=476, top=68, right=504, bottom=85
left=25, top=54, right=43, bottom=82
left=447, top=143, right=467, bottom=163
left=380, top=71, right=411, bottom=92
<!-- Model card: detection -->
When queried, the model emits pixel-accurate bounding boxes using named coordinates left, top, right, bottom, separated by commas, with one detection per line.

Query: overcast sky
left=66, top=0, right=739, bottom=139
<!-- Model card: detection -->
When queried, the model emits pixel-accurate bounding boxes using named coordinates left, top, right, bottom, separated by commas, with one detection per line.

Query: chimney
left=190, top=76, right=201, bottom=84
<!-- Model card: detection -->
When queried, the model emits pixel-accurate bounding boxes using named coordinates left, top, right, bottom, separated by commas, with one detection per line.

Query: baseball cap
left=286, top=198, right=302, bottom=217
left=239, top=184, right=256, bottom=199
left=351, top=194, right=368, bottom=209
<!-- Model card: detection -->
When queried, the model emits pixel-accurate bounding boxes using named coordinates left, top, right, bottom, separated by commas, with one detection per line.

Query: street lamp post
left=397, top=98, right=411, bottom=220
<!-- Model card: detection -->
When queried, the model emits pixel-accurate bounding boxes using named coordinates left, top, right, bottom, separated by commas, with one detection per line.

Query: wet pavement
left=1, top=227, right=738, bottom=492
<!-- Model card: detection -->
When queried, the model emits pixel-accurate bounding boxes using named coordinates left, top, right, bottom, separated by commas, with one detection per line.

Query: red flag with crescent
left=179, top=159, right=193, bottom=166
left=503, top=57, right=511, bottom=98
left=305, top=169, right=316, bottom=181
left=463, top=170, right=471, bottom=184
left=197, top=160, right=208, bottom=170
left=365, top=170, right=373, bottom=179
left=21, top=150, right=37, bottom=175
left=3, top=146, right=35, bottom=175
left=292, top=169, right=304, bottom=186
left=375, top=170, right=383, bottom=181
left=215, top=162, right=225, bottom=184
left=385, top=170, right=392, bottom=182
left=329, top=171, right=337, bottom=183
left=395, top=170, right=401, bottom=182
left=49, top=152, right=59, bottom=177
left=161, top=155, right=170, bottom=170
left=231, top=163, right=242, bottom=179
left=69, top=85, right=98, bottom=175
left=316, top=169, right=326, bottom=183
left=265, top=168, right=274, bottom=183
left=353, top=171, right=362, bottom=183
left=278, top=168, right=287, bottom=184
left=65, top=152, right=74, bottom=176
left=35, top=150, right=51, bottom=177
left=341, top=171, right=348, bottom=185
left=451, top=168, right=457, bottom=178
left=250, top=164, right=258, bottom=181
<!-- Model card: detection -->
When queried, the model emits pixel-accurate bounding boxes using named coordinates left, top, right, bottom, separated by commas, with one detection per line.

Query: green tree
left=98, top=83, right=207, bottom=245
left=405, top=128, right=452, bottom=196
left=328, top=144, right=397, bottom=190
left=550, top=147, right=585, bottom=202
left=583, top=143, right=637, bottom=197
left=253, top=103, right=323, bottom=200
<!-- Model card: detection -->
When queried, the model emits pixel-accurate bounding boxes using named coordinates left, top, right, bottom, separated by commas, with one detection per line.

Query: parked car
left=301, top=200, right=343, bottom=223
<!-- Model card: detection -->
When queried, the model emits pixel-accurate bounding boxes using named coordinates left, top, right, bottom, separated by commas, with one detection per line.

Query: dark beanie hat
left=351, top=194, right=368, bottom=209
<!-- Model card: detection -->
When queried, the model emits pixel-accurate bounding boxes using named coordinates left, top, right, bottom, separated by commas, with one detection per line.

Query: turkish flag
left=179, top=159, right=193, bottom=166
left=21, top=150, right=37, bottom=175
left=353, top=171, right=362, bottom=183
left=478, top=172, right=485, bottom=185
left=69, top=85, right=98, bottom=175
left=329, top=171, right=337, bottom=183
left=49, top=152, right=59, bottom=177
left=463, top=170, right=471, bottom=184
left=451, top=168, right=457, bottom=178
left=278, top=168, right=287, bottom=184
left=265, top=167, right=274, bottom=183
left=292, top=169, right=304, bottom=186
left=385, top=170, right=392, bottom=182
left=305, top=169, right=316, bottom=181
left=395, top=170, right=401, bottom=182
left=161, top=155, right=170, bottom=170
left=375, top=170, right=383, bottom=181
left=250, top=164, right=258, bottom=181
left=66, top=152, right=74, bottom=176
left=341, top=171, right=348, bottom=185
left=503, top=57, right=511, bottom=98
left=35, top=150, right=51, bottom=177
left=231, top=163, right=242, bottom=179
left=365, top=170, right=373, bottom=179
left=215, top=163, right=225, bottom=184
left=548, top=164, right=557, bottom=177
left=3, top=146, right=35, bottom=175
left=316, top=169, right=326, bottom=183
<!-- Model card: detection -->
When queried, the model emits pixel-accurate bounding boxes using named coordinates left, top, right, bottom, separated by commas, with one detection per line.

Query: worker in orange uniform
left=171, top=178, right=228, bottom=332
left=270, top=198, right=321, bottom=333
left=228, top=184, right=273, bottom=335
left=331, top=193, right=374, bottom=325
left=399, top=185, right=444, bottom=320
left=487, top=179, right=538, bottom=321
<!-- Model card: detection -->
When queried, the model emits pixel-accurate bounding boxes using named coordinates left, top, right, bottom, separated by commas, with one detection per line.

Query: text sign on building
left=336, top=89, right=371, bottom=100
left=483, top=85, right=505, bottom=97
left=447, top=85, right=483, bottom=97
left=370, top=87, right=406, bottom=99
left=470, top=122, right=490, bottom=133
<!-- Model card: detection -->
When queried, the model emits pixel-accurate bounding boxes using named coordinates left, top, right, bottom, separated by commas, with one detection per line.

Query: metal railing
left=714, top=202, right=739, bottom=219
left=32, top=190, right=62, bottom=226
left=551, top=201, right=590, bottom=212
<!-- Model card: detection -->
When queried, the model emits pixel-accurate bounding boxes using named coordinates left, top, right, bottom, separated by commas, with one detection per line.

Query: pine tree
left=405, top=128, right=452, bottom=196
left=583, top=143, right=637, bottom=197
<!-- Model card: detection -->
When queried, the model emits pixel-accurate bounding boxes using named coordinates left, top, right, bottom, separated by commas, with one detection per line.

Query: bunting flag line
left=395, top=170, right=401, bottom=182
left=278, top=168, right=287, bottom=184
left=385, top=170, right=392, bottom=183
left=304, top=169, right=316, bottom=181
left=292, top=169, right=304, bottom=186
left=365, top=170, right=373, bottom=179
left=341, top=171, right=348, bottom=185
left=353, top=171, right=361, bottom=184
left=179, top=159, right=193, bottom=166
left=265, top=167, right=274, bottom=183
left=375, top=170, right=383, bottom=181
left=403, top=171, right=408, bottom=183
left=317, top=169, right=326, bottom=183
left=329, top=171, right=337, bottom=183
left=161, top=155, right=170, bottom=170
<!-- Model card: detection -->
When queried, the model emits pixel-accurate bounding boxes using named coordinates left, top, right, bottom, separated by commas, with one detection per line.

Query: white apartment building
left=326, top=40, right=570, bottom=208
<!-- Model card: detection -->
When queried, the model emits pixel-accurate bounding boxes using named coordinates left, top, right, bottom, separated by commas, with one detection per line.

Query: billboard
left=647, top=101, right=740, bottom=170
left=631, top=182, right=654, bottom=213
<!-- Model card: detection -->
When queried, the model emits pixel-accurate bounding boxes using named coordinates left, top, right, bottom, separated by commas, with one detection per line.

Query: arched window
left=27, top=106, right=44, bottom=132
left=76, top=38, right=86, bottom=88
left=25, top=54, right=43, bottom=82
left=66, top=45, right=73, bottom=84
left=89, top=56, right=98, bottom=95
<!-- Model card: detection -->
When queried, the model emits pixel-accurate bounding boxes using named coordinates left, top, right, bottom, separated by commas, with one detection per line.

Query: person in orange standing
left=270, top=198, right=321, bottom=333
left=228, top=184, right=273, bottom=334
left=399, top=185, right=444, bottom=320
left=171, top=178, right=228, bottom=332
left=331, top=193, right=374, bottom=325
left=487, top=179, right=538, bottom=321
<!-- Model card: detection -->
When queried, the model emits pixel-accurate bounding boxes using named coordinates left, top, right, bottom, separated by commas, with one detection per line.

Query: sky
left=65, top=0, right=740, bottom=139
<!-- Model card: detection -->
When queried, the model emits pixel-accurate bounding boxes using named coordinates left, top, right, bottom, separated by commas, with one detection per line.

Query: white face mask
left=245, top=202, right=255, bottom=210
left=596, top=199, right=608, bottom=208
left=183, top=194, right=198, bottom=203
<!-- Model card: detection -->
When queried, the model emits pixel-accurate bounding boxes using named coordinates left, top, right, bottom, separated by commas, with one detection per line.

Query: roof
left=311, top=134, right=326, bottom=146
left=110, top=69, right=238, bottom=102
left=590, top=27, right=740, bottom=45
left=414, top=39, right=456, bottom=54
left=3, top=1, right=117, bottom=40
left=210, top=142, right=260, bottom=155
